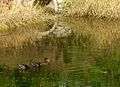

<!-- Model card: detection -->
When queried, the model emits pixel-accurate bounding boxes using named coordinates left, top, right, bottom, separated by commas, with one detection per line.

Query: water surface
left=0, top=17, right=120, bottom=87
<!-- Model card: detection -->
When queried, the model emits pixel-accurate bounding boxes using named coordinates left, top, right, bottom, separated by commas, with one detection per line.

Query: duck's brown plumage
left=44, top=58, right=51, bottom=63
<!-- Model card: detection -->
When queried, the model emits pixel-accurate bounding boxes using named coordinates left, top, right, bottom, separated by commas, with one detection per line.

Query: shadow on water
left=0, top=17, right=120, bottom=87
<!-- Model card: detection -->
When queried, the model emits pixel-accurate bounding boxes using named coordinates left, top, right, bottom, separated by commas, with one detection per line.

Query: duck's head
left=44, top=58, right=51, bottom=64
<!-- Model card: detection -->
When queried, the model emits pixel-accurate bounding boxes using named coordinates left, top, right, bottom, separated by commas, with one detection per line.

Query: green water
left=0, top=17, right=120, bottom=87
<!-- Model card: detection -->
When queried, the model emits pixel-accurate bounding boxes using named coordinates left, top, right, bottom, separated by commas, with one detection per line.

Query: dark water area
left=0, top=17, right=120, bottom=87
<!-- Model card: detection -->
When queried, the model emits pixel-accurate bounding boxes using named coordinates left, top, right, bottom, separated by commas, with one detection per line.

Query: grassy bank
left=0, top=0, right=55, bottom=32
left=63, top=0, right=120, bottom=19
left=1, top=0, right=120, bottom=32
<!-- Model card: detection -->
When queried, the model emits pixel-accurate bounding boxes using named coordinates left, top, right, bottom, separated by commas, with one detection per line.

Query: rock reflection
left=0, top=17, right=120, bottom=86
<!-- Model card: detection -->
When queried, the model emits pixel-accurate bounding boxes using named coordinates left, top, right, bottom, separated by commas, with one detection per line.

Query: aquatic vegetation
left=0, top=64, right=61, bottom=87
left=61, top=17, right=120, bottom=49
left=0, top=17, right=119, bottom=49
left=63, top=0, right=120, bottom=19
left=0, top=1, right=120, bottom=87
left=0, top=42, right=120, bottom=87
left=0, top=17, right=120, bottom=85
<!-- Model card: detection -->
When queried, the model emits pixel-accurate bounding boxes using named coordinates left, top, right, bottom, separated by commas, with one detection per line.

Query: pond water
left=0, top=17, right=120, bottom=87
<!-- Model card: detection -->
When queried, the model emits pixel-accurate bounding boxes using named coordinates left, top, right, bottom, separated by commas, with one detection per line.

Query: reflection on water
left=0, top=17, right=120, bottom=87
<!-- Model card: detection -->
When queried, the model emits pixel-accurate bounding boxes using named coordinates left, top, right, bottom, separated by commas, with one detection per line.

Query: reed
left=0, top=0, right=55, bottom=32
left=63, top=0, right=120, bottom=19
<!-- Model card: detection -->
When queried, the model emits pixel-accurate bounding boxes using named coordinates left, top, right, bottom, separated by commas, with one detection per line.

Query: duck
left=19, top=64, right=30, bottom=71
left=44, top=58, right=51, bottom=63
left=44, top=58, right=51, bottom=64
left=31, top=61, right=42, bottom=68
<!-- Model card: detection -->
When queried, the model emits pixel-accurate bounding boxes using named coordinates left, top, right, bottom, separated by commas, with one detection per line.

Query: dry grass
left=0, top=0, right=55, bottom=32
left=63, top=0, right=120, bottom=19
left=0, top=19, right=55, bottom=48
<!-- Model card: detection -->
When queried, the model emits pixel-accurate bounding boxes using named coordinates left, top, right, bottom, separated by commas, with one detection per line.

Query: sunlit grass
left=0, top=17, right=120, bottom=49
left=0, top=0, right=55, bottom=32
left=63, top=0, right=120, bottom=19
left=0, top=19, right=55, bottom=48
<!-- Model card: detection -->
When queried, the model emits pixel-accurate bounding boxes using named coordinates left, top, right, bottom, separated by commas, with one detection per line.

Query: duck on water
left=19, top=58, right=51, bottom=71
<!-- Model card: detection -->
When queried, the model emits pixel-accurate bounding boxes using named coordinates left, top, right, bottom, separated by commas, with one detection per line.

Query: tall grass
left=0, top=0, right=55, bottom=32
left=0, top=19, right=55, bottom=48
left=63, top=0, right=120, bottom=19
left=0, top=17, right=120, bottom=49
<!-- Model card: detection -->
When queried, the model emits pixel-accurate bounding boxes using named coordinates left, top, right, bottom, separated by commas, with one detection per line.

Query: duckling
left=31, top=61, right=42, bottom=68
left=19, top=64, right=30, bottom=71
left=44, top=58, right=51, bottom=64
